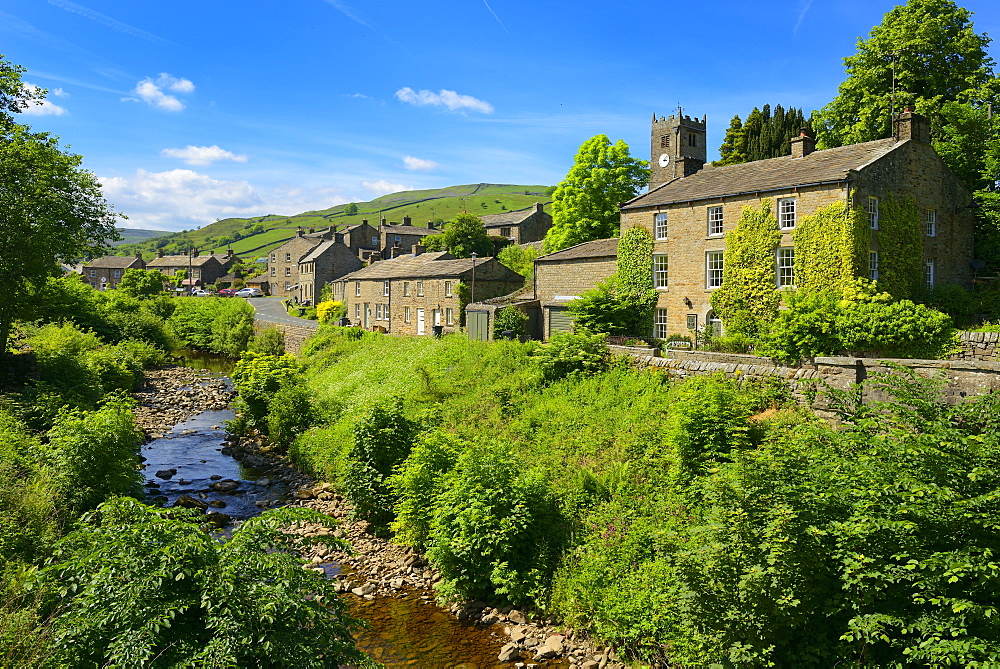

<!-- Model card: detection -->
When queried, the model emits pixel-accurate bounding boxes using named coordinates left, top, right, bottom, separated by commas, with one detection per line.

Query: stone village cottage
left=333, top=247, right=523, bottom=336
left=480, top=203, right=553, bottom=244
left=267, top=229, right=363, bottom=302
left=81, top=253, right=145, bottom=290
left=619, top=108, right=975, bottom=337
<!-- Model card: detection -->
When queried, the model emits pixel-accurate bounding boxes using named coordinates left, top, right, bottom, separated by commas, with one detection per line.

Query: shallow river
left=143, top=357, right=517, bottom=667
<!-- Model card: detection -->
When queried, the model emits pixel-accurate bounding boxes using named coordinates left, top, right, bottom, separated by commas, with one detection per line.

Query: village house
left=340, top=221, right=382, bottom=260
left=378, top=217, right=438, bottom=259
left=296, top=233, right=364, bottom=303
left=81, top=253, right=145, bottom=290
left=333, top=247, right=523, bottom=336
left=146, top=249, right=241, bottom=290
left=481, top=203, right=552, bottom=243
left=620, top=108, right=976, bottom=338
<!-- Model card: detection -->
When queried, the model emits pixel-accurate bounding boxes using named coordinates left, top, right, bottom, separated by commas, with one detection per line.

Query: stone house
left=296, top=234, right=364, bottom=303
left=332, top=248, right=524, bottom=336
left=81, top=253, right=145, bottom=290
left=340, top=221, right=382, bottom=260
left=481, top=203, right=553, bottom=244
left=620, top=108, right=976, bottom=338
left=379, top=217, right=438, bottom=259
left=146, top=249, right=240, bottom=290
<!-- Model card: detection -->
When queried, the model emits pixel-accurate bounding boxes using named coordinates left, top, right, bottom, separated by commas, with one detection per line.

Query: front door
left=416, top=308, right=425, bottom=335
left=364, top=303, right=371, bottom=329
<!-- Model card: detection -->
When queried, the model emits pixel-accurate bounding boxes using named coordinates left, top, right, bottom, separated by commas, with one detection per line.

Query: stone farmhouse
left=81, top=254, right=145, bottom=290
left=378, top=217, right=439, bottom=259
left=146, top=249, right=242, bottom=290
left=481, top=203, right=552, bottom=244
left=268, top=229, right=363, bottom=301
left=620, top=108, right=976, bottom=338
left=332, top=248, right=523, bottom=336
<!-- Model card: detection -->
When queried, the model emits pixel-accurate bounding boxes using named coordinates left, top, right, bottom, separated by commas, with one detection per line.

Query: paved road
left=248, top=297, right=319, bottom=329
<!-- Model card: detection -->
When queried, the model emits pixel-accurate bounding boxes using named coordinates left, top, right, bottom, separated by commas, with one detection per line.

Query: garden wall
left=952, top=331, right=1000, bottom=362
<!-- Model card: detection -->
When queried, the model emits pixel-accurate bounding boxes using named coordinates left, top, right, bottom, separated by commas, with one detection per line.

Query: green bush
left=389, top=430, right=467, bottom=549
left=534, top=331, right=610, bottom=383
left=342, top=398, right=419, bottom=530
left=492, top=306, right=528, bottom=339
left=757, top=289, right=843, bottom=362
left=169, top=298, right=254, bottom=357
left=45, top=395, right=143, bottom=514
left=837, top=298, right=956, bottom=358
left=230, top=353, right=301, bottom=433
left=37, top=499, right=371, bottom=667
left=248, top=326, right=285, bottom=356
left=427, top=442, right=564, bottom=606
left=266, top=383, right=314, bottom=449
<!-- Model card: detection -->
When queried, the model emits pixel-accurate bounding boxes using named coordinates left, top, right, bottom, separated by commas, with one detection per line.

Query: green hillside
left=111, top=228, right=167, bottom=246
left=115, top=183, right=552, bottom=261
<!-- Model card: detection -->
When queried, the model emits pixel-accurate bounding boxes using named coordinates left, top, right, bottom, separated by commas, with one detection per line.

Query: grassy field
left=114, top=183, right=553, bottom=260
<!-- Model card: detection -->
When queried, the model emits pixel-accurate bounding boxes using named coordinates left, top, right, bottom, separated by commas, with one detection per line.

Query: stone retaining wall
left=632, top=350, right=1000, bottom=412
left=952, top=331, right=1000, bottom=362
left=254, top=320, right=317, bottom=356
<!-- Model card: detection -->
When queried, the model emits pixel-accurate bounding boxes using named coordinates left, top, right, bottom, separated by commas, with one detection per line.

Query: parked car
left=235, top=287, right=263, bottom=298
left=218, top=288, right=236, bottom=297
left=191, top=289, right=213, bottom=297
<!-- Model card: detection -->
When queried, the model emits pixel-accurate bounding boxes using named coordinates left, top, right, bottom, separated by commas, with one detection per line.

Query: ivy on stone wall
left=792, top=201, right=868, bottom=293
left=616, top=225, right=657, bottom=336
left=874, top=194, right=922, bottom=299
left=709, top=199, right=782, bottom=337
left=456, top=281, right=471, bottom=327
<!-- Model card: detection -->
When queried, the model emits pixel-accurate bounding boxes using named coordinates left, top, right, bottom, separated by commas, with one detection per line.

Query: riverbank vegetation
left=252, top=326, right=1000, bottom=665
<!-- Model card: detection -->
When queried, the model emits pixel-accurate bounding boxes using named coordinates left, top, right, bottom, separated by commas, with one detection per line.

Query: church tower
left=650, top=109, right=707, bottom=190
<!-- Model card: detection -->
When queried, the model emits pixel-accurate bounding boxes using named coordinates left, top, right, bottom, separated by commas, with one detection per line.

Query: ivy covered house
left=620, top=108, right=976, bottom=338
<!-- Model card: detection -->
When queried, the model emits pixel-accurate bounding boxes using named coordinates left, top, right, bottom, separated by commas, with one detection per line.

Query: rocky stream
left=133, top=361, right=625, bottom=668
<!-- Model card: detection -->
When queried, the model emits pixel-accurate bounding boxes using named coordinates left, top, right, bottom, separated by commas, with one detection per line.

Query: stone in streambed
left=209, top=480, right=240, bottom=493
left=173, top=494, right=208, bottom=510
left=155, top=468, right=177, bottom=479
left=498, top=642, right=521, bottom=663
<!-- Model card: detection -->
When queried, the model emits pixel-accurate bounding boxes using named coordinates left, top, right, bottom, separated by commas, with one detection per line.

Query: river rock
left=210, top=474, right=223, bottom=480
left=507, top=609, right=527, bottom=624
left=498, top=643, right=521, bottom=663
left=351, top=582, right=376, bottom=596
left=293, top=487, right=315, bottom=500
left=206, top=511, right=231, bottom=527
left=208, top=500, right=227, bottom=508
left=155, top=468, right=177, bottom=479
left=210, top=479, right=240, bottom=493
left=173, top=494, right=208, bottom=510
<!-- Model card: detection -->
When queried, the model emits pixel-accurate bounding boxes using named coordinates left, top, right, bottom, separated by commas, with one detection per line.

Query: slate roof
left=300, top=240, right=338, bottom=263
left=85, top=255, right=144, bottom=269
left=147, top=254, right=222, bottom=268
left=339, top=252, right=496, bottom=280
left=623, top=138, right=902, bottom=209
left=481, top=207, right=539, bottom=228
left=381, top=223, right=437, bottom=236
left=534, top=238, right=619, bottom=262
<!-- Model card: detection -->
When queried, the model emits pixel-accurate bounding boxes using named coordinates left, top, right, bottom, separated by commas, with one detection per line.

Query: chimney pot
left=895, top=108, right=931, bottom=143
left=535, top=202, right=543, bottom=212
left=402, top=215, right=412, bottom=226
left=790, top=128, right=816, bottom=158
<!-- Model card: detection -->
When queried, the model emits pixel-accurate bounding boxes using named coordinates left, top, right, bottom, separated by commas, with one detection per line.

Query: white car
left=191, top=289, right=212, bottom=297
left=235, top=287, right=263, bottom=298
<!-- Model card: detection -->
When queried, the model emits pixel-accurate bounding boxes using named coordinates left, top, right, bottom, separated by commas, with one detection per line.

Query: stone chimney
left=412, top=244, right=425, bottom=257
left=334, top=232, right=345, bottom=244
left=790, top=127, right=816, bottom=158
left=226, top=247, right=233, bottom=259
left=402, top=216, right=412, bottom=226
left=296, top=227, right=304, bottom=237
left=135, top=251, right=142, bottom=261
left=157, top=248, right=164, bottom=258
left=895, top=107, right=931, bottom=143
left=428, top=221, right=436, bottom=230
left=535, top=202, right=544, bottom=213
left=308, top=227, right=315, bottom=234
left=380, top=217, right=387, bottom=226
left=391, top=247, right=403, bottom=258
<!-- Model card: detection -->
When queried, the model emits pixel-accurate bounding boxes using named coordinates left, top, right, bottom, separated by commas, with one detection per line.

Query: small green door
left=467, top=310, right=488, bottom=341
left=548, top=307, right=574, bottom=337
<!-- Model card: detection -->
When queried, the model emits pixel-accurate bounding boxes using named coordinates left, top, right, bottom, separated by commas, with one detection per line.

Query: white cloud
left=126, top=73, right=194, bottom=111
left=99, top=169, right=346, bottom=231
left=394, top=87, right=494, bottom=113
left=161, top=145, right=248, bottom=166
left=51, top=87, right=69, bottom=97
left=402, top=155, right=438, bottom=171
left=20, top=82, right=68, bottom=116
left=362, top=179, right=408, bottom=196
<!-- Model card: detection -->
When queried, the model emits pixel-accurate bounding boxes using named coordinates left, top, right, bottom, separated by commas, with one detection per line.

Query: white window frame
left=285, top=267, right=291, bottom=276
left=403, top=282, right=410, bottom=296
left=270, top=253, right=276, bottom=262
left=372, top=236, right=379, bottom=247
left=113, top=269, right=121, bottom=278
left=355, top=303, right=360, bottom=318
left=776, top=247, right=795, bottom=288
left=270, top=268, right=276, bottom=277
left=654, top=213, right=668, bottom=240
left=870, top=251, right=880, bottom=281
left=925, top=209, right=937, bottom=237
left=706, top=251, right=724, bottom=289
left=778, top=198, right=796, bottom=230
left=708, top=206, right=724, bottom=236
left=285, top=253, right=291, bottom=262
left=89, top=269, right=96, bottom=278
left=925, top=258, right=936, bottom=288
left=284, top=281, right=290, bottom=290
left=383, top=281, right=389, bottom=296
left=867, top=196, right=880, bottom=230
left=654, top=308, right=668, bottom=339
left=404, top=306, right=411, bottom=323
left=417, top=281, right=424, bottom=297
left=445, top=281, right=453, bottom=297
left=355, top=281, right=361, bottom=297
left=446, top=308, right=454, bottom=325
left=375, top=303, right=382, bottom=320
left=653, top=254, right=668, bottom=289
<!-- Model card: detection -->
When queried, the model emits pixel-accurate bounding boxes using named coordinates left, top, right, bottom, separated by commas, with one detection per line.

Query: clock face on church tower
left=658, top=153, right=670, bottom=168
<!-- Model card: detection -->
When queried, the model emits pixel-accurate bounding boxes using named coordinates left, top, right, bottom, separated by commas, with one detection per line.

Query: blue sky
left=5, top=0, right=1000, bottom=231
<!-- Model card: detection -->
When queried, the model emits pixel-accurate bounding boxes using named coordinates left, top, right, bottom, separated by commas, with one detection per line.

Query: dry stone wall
left=952, top=331, right=1000, bottom=362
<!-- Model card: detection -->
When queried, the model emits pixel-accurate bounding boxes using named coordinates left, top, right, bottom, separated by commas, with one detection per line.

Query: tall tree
left=0, top=55, right=119, bottom=352
left=543, top=135, right=648, bottom=253
left=425, top=212, right=492, bottom=258
left=814, top=0, right=995, bottom=153
left=715, top=105, right=810, bottom=166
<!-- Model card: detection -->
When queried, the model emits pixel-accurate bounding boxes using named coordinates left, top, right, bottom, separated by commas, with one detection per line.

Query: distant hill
left=114, top=183, right=553, bottom=261
left=111, top=228, right=168, bottom=246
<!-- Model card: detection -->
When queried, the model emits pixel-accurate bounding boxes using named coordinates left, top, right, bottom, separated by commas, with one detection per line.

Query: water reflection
left=172, top=348, right=236, bottom=374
